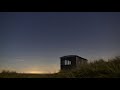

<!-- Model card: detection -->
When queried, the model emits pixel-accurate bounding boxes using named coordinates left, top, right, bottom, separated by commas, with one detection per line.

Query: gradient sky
left=0, top=12, right=120, bottom=73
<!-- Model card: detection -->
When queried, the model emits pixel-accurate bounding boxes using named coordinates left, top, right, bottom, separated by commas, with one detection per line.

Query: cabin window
left=64, top=60, right=71, bottom=65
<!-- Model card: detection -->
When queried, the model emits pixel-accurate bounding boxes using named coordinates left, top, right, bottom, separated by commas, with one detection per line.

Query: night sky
left=0, top=12, right=120, bottom=73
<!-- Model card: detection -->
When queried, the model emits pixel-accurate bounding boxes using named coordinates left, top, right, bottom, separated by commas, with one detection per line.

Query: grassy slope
left=57, top=56, right=120, bottom=78
left=0, top=56, right=120, bottom=78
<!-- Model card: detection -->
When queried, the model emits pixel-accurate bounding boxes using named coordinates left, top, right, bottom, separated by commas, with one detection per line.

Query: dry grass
left=0, top=56, right=120, bottom=78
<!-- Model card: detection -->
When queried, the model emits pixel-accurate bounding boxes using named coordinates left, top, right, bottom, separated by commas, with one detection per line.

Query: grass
left=0, top=56, right=120, bottom=78
left=57, top=56, right=120, bottom=78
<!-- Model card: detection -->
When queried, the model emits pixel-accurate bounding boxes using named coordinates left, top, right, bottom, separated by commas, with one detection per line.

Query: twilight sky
left=0, top=12, right=120, bottom=73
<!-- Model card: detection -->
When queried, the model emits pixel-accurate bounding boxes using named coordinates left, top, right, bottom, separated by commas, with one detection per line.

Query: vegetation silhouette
left=0, top=56, right=120, bottom=78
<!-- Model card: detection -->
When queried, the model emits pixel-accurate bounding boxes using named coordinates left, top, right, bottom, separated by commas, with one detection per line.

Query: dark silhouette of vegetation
left=0, top=56, right=120, bottom=78
left=56, top=56, right=120, bottom=78
left=1, top=70, right=17, bottom=74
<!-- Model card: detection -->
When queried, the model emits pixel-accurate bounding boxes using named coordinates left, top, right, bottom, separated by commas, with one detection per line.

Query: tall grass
left=0, top=56, right=120, bottom=78
left=57, top=56, right=120, bottom=78
left=1, top=70, right=17, bottom=74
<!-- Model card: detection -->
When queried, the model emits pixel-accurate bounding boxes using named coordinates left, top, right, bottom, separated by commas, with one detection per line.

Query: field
left=0, top=56, right=120, bottom=78
left=0, top=73, right=56, bottom=78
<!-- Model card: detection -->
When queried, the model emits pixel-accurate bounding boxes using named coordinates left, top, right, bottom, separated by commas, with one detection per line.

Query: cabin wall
left=60, top=56, right=87, bottom=71
left=60, top=57, right=77, bottom=70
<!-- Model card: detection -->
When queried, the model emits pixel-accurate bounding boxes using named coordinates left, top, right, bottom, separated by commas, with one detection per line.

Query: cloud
left=18, top=60, right=25, bottom=62
left=15, top=58, right=25, bottom=62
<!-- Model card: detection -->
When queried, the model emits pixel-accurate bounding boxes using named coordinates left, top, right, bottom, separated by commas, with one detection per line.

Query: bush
left=1, top=70, right=17, bottom=74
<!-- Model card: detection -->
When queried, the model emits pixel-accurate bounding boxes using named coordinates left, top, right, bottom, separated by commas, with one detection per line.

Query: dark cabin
left=60, top=55, right=87, bottom=71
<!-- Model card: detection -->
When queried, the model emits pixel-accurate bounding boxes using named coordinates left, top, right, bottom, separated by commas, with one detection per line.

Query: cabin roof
left=60, top=55, right=87, bottom=61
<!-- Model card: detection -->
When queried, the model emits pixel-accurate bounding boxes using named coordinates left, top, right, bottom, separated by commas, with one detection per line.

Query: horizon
left=0, top=12, right=120, bottom=73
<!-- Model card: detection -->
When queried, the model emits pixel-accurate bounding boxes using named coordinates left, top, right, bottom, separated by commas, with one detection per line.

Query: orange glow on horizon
left=26, top=71, right=45, bottom=74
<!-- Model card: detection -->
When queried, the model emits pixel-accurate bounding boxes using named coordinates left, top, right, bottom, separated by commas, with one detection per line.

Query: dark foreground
left=0, top=56, right=120, bottom=78
left=0, top=73, right=58, bottom=78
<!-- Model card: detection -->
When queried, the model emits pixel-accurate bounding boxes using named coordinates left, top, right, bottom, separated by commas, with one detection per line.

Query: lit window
left=65, top=60, right=67, bottom=65
left=64, top=60, right=71, bottom=65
